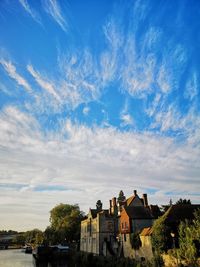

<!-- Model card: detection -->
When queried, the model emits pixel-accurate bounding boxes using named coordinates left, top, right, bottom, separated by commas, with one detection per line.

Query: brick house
left=118, top=190, right=156, bottom=259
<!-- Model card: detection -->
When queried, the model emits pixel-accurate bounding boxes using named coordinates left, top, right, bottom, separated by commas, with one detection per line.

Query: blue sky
left=0, top=0, right=200, bottom=231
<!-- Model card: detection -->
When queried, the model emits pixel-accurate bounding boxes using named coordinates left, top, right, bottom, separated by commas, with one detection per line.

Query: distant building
left=118, top=190, right=157, bottom=260
left=80, top=201, right=117, bottom=256
left=80, top=189, right=160, bottom=260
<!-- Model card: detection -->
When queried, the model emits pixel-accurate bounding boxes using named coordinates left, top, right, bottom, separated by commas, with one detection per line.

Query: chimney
left=134, top=190, right=137, bottom=196
left=109, top=200, right=112, bottom=214
left=112, top=197, right=117, bottom=207
left=143, top=193, right=148, bottom=207
left=111, top=197, right=117, bottom=215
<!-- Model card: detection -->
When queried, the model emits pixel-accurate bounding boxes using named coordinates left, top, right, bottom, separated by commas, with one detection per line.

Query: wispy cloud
left=43, top=0, right=68, bottom=32
left=120, top=100, right=134, bottom=127
left=0, top=59, right=32, bottom=92
left=184, top=71, right=198, bottom=101
left=27, top=64, right=61, bottom=102
left=83, top=106, right=90, bottom=116
left=18, top=0, right=42, bottom=25
left=0, top=106, right=199, bottom=229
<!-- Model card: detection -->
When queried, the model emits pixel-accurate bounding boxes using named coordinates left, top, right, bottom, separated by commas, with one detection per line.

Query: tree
left=96, top=200, right=102, bottom=211
left=177, top=209, right=200, bottom=266
left=175, top=198, right=191, bottom=205
left=13, top=233, right=26, bottom=245
left=49, top=203, right=84, bottom=243
left=151, top=208, right=172, bottom=253
left=24, top=229, right=44, bottom=246
left=118, top=190, right=126, bottom=202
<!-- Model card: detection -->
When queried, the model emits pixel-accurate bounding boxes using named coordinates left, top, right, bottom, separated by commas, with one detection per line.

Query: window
left=124, top=234, right=126, bottom=242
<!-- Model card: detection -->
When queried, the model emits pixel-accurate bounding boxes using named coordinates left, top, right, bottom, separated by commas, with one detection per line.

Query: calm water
left=0, top=249, right=68, bottom=267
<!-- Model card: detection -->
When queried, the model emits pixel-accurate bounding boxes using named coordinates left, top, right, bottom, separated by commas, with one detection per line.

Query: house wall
left=139, top=235, right=153, bottom=261
left=80, top=216, right=99, bottom=254
left=80, top=212, right=116, bottom=256
left=120, top=210, right=130, bottom=234
left=120, top=233, right=153, bottom=261
left=99, top=213, right=116, bottom=255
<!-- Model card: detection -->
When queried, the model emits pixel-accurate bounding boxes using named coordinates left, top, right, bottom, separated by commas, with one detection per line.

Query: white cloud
left=18, top=0, right=42, bottom=25
left=120, top=100, right=134, bottom=126
left=120, top=113, right=133, bottom=126
left=43, top=0, right=68, bottom=32
left=0, top=59, right=32, bottom=92
left=83, top=106, right=90, bottom=115
left=0, top=106, right=199, bottom=230
left=27, top=64, right=61, bottom=102
left=184, top=71, right=198, bottom=101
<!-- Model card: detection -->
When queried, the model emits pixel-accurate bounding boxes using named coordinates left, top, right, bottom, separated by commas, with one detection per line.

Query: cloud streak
left=27, top=64, right=61, bottom=102
left=0, top=106, right=199, bottom=230
left=43, top=0, right=68, bottom=32
left=0, top=59, right=32, bottom=92
left=18, top=0, right=42, bottom=25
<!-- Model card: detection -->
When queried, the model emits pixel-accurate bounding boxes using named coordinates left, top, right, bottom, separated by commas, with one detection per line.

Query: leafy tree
left=177, top=209, right=200, bottom=266
left=130, top=233, right=141, bottom=250
left=151, top=208, right=172, bottom=253
left=13, top=233, right=26, bottom=245
left=175, top=198, right=191, bottom=205
left=49, top=203, right=84, bottom=243
left=96, top=200, right=102, bottom=211
left=118, top=190, right=126, bottom=202
left=24, top=229, right=44, bottom=246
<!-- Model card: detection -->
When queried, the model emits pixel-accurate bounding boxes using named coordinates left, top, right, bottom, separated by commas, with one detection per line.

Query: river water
left=0, top=249, right=68, bottom=267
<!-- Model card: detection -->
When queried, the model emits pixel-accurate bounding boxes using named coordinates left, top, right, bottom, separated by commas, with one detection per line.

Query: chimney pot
left=143, top=193, right=148, bottom=207
left=134, top=190, right=137, bottom=196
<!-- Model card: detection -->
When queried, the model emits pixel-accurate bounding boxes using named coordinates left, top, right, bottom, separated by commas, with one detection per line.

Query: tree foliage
left=49, top=203, right=84, bottom=243
left=96, top=200, right=103, bottom=211
left=24, top=229, right=44, bottom=246
left=177, top=209, right=200, bottom=266
left=118, top=190, right=126, bottom=202
left=151, top=208, right=172, bottom=253
left=130, top=233, right=142, bottom=250
left=175, top=198, right=191, bottom=205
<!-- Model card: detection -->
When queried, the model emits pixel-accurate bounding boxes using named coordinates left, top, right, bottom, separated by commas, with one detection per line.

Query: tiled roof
left=90, top=209, right=98, bottom=218
left=126, top=195, right=136, bottom=206
left=149, top=205, right=162, bottom=219
left=165, top=204, right=200, bottom=223
left=124, top=206, right=153, bottom=219
left=140, top=227, right=153, bottom=236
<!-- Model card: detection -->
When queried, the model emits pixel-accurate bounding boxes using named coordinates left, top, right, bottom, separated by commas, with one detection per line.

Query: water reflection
left=0, top=249, right=69, bottom=267
left=34, top=259, right=68, bottom=267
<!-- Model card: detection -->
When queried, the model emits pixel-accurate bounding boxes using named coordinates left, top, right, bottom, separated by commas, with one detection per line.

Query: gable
left=127, top=195, right=143, bottom=207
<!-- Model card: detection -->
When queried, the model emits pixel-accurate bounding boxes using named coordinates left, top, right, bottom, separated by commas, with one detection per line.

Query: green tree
left=151, top=208, right=171, bottom=253
left=118, top=190, right=126, bottom=202
left=175, top=198, right=191, bottom=205
left=177, top=209, right=200, bottom=266
left=24, top=229, right=44, bottom=246
left=130, top=232, right=142, bottom=250
left=13, top=233, right=26, bottom=245
left=49, top=203, right=84, bottom=243
left=96, top=200, right=102, bottom=211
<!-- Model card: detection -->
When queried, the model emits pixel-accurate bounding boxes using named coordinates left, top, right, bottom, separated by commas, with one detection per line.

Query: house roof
left=126, top=195, right=136, bottom=206
left=165, top=204, right=200, bottom=223
left=89, top=209, right=98, bottom=218
left=124, top=206, right=153, bottom=219
left=140, top=227, right=153, bottom=236
left=149, top=205, right=162, bottom=219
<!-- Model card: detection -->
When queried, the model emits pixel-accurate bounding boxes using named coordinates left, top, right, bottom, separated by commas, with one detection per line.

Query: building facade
left=80, top=190, right=159, bottom=260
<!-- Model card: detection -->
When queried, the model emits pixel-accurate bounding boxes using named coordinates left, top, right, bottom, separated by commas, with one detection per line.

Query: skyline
left=0, top=0, right=200, bottom=231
